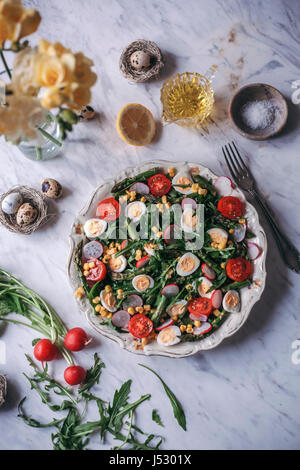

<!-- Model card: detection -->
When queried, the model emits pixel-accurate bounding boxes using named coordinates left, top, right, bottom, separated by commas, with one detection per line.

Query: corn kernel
left=107, top=313, right=112, bottom=319
left=157, top=231, right=162, bottom=238
left=191, top=183, right=199, bottom=192
left=150, top=309, right=155, bottom=314
left=165, top=202, right=171, bottom=209
left=115, top=243, right=120, bottom=248
left=162, top=196, right=167, bottom=204
left=129, top=191, right=136, bottom=201
left=221, top=262, right=226, bottom=269
left=198, top=187, right=207, bottom=195
left=109, top=242, right=115, bottom=248
left=172, top=315, right=178, bottom=321
left=229, top=228, right=234, bottom=234
left=74, top=286, right=85, bottom=299
left=140, top=196, right=146, bottom=203
left=136, top=306, right=144, bottom=313
left=117, top=289, right=123, bottom=295
left=187, top=324, right=192, bottom=329
left=213, top=309, right=221, bottom=317
left=186, top=283, right=193, bottom=290
left=128, top=307, right=135, bottom=315
left=83, top=270, right=90, bottom=277
left=92, top=296, right=100, bottom=304
left=239, top=218, right=246, bottom=225
left=95, top=305, right=101, bottom=313
left=88, top=261, right=95, bottom=269
left=168, top=167, right=175, bottom=177
left=105, top=285, right=112, bottom=292
left=152, top=226, right=158, bottom=233
left=186, top=327, right=193, bottom=334
left=194, top=320, right=201, bottom=327
left=143, top=305, right=151, bottom=311
left=83, top=263, right=89, bottom=271
left=180, top=325, right=186, bottom=332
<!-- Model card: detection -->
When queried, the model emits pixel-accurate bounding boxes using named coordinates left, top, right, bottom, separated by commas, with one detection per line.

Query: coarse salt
left=241, top=100, right=275, bottom=130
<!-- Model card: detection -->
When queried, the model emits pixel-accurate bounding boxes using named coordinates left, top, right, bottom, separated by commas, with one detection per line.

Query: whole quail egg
left=16, top=203, right=38, bottom=226
left=1, top=192, right=23, bottom=215
left=79, top=105, right=96, bottom=122
left=130, top=50, right=151, bottom=70
left=41, top=178, right=62, bottom=199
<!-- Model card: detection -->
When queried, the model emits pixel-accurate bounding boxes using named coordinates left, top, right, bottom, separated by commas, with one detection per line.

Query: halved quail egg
left=176, top=253, right=200, bottom=277
left=108, top=254, right=127, bottom=273
left=198, top=277, right=214, bottom=298
left=132, top=274, right=154, bottom=292
left=207, top=228, right=228, bottom=249
left=100, top=289, right=117, bottom=313
left=172, top=171, right=194, bottom=195
left=223, top=290, right=240, bottom=313
left=157, top=325, right=181, bottom=346
left=126, top=201, right=147, bottom=223
left=181, top=208, right=198, bottom=233
left=84, top=218, right=107, bottom=239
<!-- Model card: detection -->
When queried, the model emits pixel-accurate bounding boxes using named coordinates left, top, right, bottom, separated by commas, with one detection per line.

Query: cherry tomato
left=64, top=366, right=87, bottom=386
left=148, top=173, right=171, bottom=197
left=96, top=197, right=121, bottom=221
left=85, top=258, right=107, bottom=283
left=64, top=328, right=89, bottom=352
left=34, top=339, right=58, bottom=362
left=128, top=314, right=153, bottom=339
left=217, top=196, right=243, bottom=219
left=187, top=297, right=212, bottom=317
left=226, top=257, right=251, bottom=282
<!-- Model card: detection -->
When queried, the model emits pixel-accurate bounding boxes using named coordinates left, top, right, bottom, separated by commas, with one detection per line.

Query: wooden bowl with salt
left=229, top=83, right=288, bottom=140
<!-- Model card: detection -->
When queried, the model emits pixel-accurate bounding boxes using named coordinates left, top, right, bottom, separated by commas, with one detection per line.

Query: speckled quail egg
left=1, top=192, right=23, bottom=215
left=41, top=178, right=62, bottom=199
left=16, top=203, right=38, bottom=226
left=130, top=50, right=151, bottom=70
left=223, top=290, right=240, bottom=313
left=79, top=105, right=95, bottom=122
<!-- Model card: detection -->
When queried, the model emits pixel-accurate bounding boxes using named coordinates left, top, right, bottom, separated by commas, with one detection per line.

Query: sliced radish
left=247, top=241, right=262, bottom=261
left=189, top=313, right=208, bottom=322
left=122, top=294, right=143, bottom=310
left=181, top=198, right=197, bottom=211
left=232, top=224, right=246, bottom=243
left=82, top=240, right=103, bottom=260
left=213, top=176, right=234, bottom=196
left=120, top=240, right=128, bottom=250
left=129, top=182, right=150, bottom=195
left=161, top=284, right=179, bottom=297
left=211, top=289, right=223, bottom=309
left=111, top=310, right=130, bottom=329
left=193, top=322, right=212, bottom=335
left=156, top=318, right=175, bottom=331
left=201, top=263, right=216, bottom=281
left=163, top=224, right=181, bottom=245
left=136, top=255, right=150, bottom=269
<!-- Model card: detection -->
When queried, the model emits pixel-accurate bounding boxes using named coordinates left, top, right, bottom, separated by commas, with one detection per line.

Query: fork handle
left=250, top=189, right=300, bottom=273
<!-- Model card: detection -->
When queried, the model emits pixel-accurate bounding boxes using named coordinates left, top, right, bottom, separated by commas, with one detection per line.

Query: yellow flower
left=0, top=0, right=41, bottom=46
left=74, top=52, right=97, bottom=88
left=11, top=47, right=40, bottom=96
left=40, top=86, right=65, bottom=109
left=35, top=50, right=75, bottom=88
left=67, top=82, right=91, bottom=110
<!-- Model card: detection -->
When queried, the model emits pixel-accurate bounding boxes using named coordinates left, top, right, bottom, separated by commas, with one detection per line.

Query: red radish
left=201, top=263, right=216, bottom=281
left=129, top=182, right=150, bottom=195
left=111, top=310, right=130, bottom=329
left=193, top=322, right=212, bottom=335
left=189, top=313, right=208, bottom=322
left=64, top=366, right=86, bottom=386
left=213, top=176, right=234, bottom=196
left=120, top=240, right=128, bottom=250
left=232, top=224, right=246, bottom=243
left=156, top=318, right=175, bottom=331
left=82, top=241, right=103, bottom=260
left=211, top=289, right=223, bottom=309
left=247, top=241, right=262, bottom=260
left=181, top=197, right=197, bottom=211
left=136, top=255, right=150, bottom=269
left=64, top=328, right=89, bottom=352
left=161, top=284, right=179, bottom=297
left=34, top=339, right=58, bottom=362
left=163, top=224, right=181, bottom=245
left=122, top=294, right=143, bottom=310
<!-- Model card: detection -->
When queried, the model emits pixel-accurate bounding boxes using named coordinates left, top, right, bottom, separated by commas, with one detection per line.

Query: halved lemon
left=117, top=103, right=156, bottom=146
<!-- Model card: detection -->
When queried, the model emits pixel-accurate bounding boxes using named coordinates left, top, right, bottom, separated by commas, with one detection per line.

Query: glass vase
left=18, top=114, right=63, bottom=161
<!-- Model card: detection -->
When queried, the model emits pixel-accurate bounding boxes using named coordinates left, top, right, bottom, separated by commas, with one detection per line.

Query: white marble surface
left=0, top=0, right=300, bottom=450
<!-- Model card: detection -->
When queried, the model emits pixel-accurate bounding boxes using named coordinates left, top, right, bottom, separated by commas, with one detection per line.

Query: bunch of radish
left=33, top=327, right=90, bottom=386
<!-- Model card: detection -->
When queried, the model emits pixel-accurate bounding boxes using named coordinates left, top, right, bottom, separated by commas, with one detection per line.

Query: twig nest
left=0, top=375, right=7, bottom=407
left=41, top=178, right=63, bottom=199
left=0, top=186, right=49, bottom=235
left=119, top=39, right=164, bottom=83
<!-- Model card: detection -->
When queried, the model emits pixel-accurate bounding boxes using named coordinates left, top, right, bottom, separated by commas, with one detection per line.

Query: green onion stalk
left=0, top=269, right=73, bottom=365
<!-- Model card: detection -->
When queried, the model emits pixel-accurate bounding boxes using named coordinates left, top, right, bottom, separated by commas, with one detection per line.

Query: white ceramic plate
left=67, top=160, right=267, bottom=358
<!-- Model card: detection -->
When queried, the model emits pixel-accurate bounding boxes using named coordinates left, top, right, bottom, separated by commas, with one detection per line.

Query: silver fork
left=222, top=141, right=300, bottom=274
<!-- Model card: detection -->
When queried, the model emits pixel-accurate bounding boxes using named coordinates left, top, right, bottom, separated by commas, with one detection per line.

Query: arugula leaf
left=152, top=409, right=164, bottom=427
left=18, top=397, right=64, bottom=428
left=79, top=353, right=105, bottom=395
left=139, top=364, right=186, bottom=431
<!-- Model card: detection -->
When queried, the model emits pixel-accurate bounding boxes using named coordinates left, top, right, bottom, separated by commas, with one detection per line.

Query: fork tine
left=222, top=146, right=237, bottom=181
left=231, top=141, right=247, bottom=170
left=223, top=144, right=239, bottom=176
left=228, top=142, right=243, bottom=172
